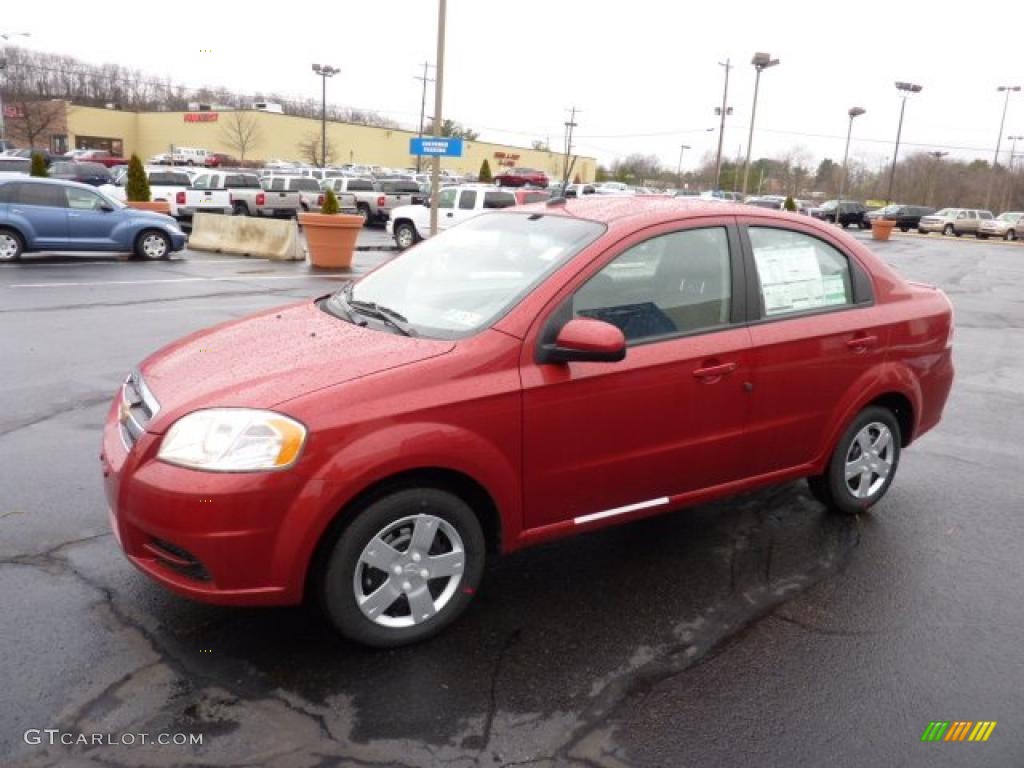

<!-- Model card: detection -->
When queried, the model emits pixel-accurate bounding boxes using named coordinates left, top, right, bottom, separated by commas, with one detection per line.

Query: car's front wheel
left=319, top=488, right=486, bottom=647
left=0, top=228, right=24, bottom=262
left=394, top=221, right=419, bottom=250
left=134, top=230, right=170, bottom=260
left=943, top=224, right=954, bottom=236
left=808, top=406, right=901, bottom=515
left=1006, top=229, right=1016, bottom=241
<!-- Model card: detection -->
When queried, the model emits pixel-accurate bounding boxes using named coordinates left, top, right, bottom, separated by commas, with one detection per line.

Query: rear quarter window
left=484, top=191, right=516, bottom=209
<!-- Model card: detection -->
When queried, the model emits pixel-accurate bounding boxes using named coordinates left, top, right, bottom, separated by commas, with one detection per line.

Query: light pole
left=713, top=58, right=732, bottom=190
left=429, top=0, right=447, bottom=237
left=413, top=62, right=434, bottom=173
left=836, top=107, right=865, bottom=213
left=741, top=52, right=779, bottom=197
left=677, top=143, right=691, bottom=188
left=0, top=32, right=31, bottom=143
left=986, top=85, right=1021, bottom=209
left=927, top=150, right=949, bottom=208
left=886, top=81, right=923, bottom=205
left=311, top=63, right=339, bottom=168
left=1003, top=135, right=1023, bottom=211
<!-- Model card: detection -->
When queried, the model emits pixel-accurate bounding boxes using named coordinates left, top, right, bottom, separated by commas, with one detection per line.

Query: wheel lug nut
left=420, top=569, right=429, bottom=579
left=402, top=581, right=412, bottom=591
left=392, top=565, right=403, bottom=575
left=411, top=552, right=422, bottom=563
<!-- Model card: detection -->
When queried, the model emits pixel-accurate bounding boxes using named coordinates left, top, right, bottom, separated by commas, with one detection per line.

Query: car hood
left=139, top=299, right=455, bottom=430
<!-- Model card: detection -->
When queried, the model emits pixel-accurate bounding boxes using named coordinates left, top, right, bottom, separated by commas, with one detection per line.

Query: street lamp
left=713, top=58, right=732, bottom=190
left=986, top=85, right=1021, bottom=208
left=885, top=81, right=923, bottom=205
left=741, top=51, right=780, bottom=197
left=311, top=63, right=339, bottom=168
left=837, top=107, right=865, bottom=214
left=0, top=32, right=31, bottom=143
left=677, top=144, right=691, bottom=187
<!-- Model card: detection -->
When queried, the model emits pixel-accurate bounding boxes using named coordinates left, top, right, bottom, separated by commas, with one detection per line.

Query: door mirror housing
left=100, top=204, right=116, bottom=212
left=540, top=318, right=626, bottom=364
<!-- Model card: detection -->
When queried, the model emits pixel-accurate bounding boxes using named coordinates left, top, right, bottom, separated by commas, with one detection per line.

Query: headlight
left=157, top=409, right=306, bottom=471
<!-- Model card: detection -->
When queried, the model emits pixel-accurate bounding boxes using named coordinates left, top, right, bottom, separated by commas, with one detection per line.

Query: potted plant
left=299, top=188, right=363, bottom=269
left=871, top=216, right=896, bottom=241
left=124, top=154, right=171, bottom=214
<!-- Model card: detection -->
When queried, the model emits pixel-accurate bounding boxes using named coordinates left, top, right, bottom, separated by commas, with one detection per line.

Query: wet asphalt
left=0, top=230, right=1021, bottom=767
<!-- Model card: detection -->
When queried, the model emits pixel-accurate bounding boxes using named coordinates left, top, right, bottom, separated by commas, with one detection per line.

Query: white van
left=171, top=147, right=210, bottom=166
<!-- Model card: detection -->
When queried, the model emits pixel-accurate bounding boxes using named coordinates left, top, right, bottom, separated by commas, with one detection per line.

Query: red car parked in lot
left=495, top=167, right=549, bottom=188
left=102, top=198, right=954, bottom=646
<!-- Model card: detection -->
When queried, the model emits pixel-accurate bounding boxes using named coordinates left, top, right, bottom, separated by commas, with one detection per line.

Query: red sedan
left=495, top=167, right=549, bottom=187
left=101, top=198, right=954, bottom=646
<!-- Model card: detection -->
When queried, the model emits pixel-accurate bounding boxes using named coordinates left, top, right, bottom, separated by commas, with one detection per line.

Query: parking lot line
left=0, top=258, right=270, bottom=269
left=8, top=275, right=348, bottom=289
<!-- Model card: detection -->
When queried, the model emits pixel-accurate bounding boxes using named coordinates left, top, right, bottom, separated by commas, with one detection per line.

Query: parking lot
left=2, top=230, right=1022, bottom=767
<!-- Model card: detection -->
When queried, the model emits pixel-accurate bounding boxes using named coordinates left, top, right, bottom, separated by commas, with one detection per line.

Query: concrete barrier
left=188, top=213, right=303, bottom=261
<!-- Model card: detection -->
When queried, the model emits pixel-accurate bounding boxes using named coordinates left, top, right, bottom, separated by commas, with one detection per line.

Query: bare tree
left=297, top=134, right=334, bottom=167
left=220, top=111, right=261, bottom=163
left=6, top=100, right=65, bottom=149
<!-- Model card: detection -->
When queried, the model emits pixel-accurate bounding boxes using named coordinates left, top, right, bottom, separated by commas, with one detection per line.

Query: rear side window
left=16, top=183, right=66, bottom=207
left=484, top=191, right=516, bottom=209
left=292, top=178, right=321, bottom=192
left=347, top=179, right=374, bottom=191
left=459, top=190, right=477, bottom=209
left=149, top=172, right=190, bottom=185
left=749, top=228, right=852, bottom=317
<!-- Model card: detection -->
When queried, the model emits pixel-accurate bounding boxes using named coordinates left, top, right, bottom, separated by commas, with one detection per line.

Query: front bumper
left=917, top=221, right=946, bottom=232
left=169, top=232, right=187, bottom=251
left=100, top=397, right=308, bottom=606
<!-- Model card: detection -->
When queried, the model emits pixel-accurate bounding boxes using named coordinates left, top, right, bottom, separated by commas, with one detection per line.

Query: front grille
left=119, top=371, right=160, bottom=451
left=144, top=538, right=211, bottom=582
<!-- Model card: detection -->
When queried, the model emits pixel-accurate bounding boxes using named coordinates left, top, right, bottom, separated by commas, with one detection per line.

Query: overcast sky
left=5, top=1, right=1023, bottom=171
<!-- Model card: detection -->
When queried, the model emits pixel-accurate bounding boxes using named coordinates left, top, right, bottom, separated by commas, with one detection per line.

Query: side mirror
left=540, top=318, right=626, bottom=364
left=100, top=204, right=116, bottom=212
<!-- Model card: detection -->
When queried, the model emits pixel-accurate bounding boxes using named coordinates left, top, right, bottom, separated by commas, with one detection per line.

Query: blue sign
left=410, top=137, right=464, bottom=157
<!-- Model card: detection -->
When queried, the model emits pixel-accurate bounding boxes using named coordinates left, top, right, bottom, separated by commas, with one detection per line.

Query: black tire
left=232, top=202, right=248, bottom=216
left=134, top=229, right=171, bottom=260
left=356, top=204, right=371, bottom=225
left=394, top=221, right=419, bottom=250
left=858, top=220, right=869, bottom=230
left=318, top=488, right=486, bottom=647
left=942, top=224, right=954, bottom=236
left=899, top=226, right=909, bottom=232
left=917, top=228, right=927, bottom=235
left=976, top=233, right=988, bottom=240
left=0, top=227, right=24, bottom=262
left=1006, top=229, right=1017, bottom=241
left=807, top=406, right=902, bottom=515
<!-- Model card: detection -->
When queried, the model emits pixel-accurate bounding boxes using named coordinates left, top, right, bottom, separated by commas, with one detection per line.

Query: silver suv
left=918, top=208, right=994, bottom=236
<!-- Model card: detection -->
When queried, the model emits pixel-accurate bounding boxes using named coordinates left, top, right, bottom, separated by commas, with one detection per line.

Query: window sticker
left=755, top=246, right=839, bottom=315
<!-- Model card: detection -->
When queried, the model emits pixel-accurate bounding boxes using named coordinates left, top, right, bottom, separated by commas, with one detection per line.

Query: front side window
left=572, top=228, right=732, bottom=342
left=328, top=213, right=604, bottom=338
left=192, top=175, right=211, bottom=190
left=749, top=227, right=853, bottom=317
left=437, top=188, right=457, bottom=209
left=66, top=187, right=105, bottom=210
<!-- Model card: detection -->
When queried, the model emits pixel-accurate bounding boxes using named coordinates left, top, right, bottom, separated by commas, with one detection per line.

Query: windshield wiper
left=344, top=286, right=416, bottom=336
left=324, top=285, right=366, bottom=326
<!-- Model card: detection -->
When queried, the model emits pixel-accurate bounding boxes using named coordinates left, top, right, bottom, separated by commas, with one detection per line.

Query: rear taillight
left=175, top=191, right=185, bottom=205
left=256, top=192, right=265, bottom=206
left=317, top=194, right=324, bottom=206
left=377, top=195, right=386, bottom=207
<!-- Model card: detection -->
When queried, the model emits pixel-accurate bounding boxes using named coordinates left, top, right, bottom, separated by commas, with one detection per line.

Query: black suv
left=811, top=200, right=869, bottom=228
left=866, top=204, right=935, bottom=232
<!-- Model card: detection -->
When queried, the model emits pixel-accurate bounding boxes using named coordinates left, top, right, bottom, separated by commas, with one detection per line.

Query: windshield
left=328, top=213, right=604, bottom=338
left=997, top=212, right=1020, bottom=221
left=933, top=208, right=952, bottom=216
left=881, top=205, right=900, bottom=214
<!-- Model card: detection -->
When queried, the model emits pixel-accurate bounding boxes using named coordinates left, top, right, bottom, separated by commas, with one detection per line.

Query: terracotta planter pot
left=871, top=219, right=896, bottom=241
left=126, top=200, right=172, bottom=215
left=299, top=212, right=363, bottom=268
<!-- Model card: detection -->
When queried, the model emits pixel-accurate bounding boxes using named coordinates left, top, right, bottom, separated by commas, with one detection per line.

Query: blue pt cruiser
left=0, top=178, right=186, bottom=261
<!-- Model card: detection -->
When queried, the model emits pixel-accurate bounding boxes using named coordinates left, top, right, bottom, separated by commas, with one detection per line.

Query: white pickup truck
left=100, top=167, right=222, bottom=221
left=386, top=185, right=517, bottom=249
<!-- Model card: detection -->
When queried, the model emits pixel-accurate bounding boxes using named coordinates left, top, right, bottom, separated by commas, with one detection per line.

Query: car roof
left=0, top=176, right=100, bottom=192
left=523, top=195, right=761, bottom=224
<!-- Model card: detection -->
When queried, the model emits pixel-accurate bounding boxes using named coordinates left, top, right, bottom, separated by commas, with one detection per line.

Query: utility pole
left=413, top=61, right=435, bottom=173
left=429, top=0, right=447, bottom=237
left=986, top=85, right=1021, bottom=209
left=927, top=150, right=948, bottom=208
left=676, top=144, right=691, bottom=188
left=563, top=106, right=580, bottom=184
left=714, top=58, right=732, bottom=191
left=1002, top=136, right=1022, bottom=211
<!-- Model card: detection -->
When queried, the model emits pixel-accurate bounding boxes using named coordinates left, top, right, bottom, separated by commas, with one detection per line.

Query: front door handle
left=846, top=334, right=878, bottom=352
left=446, top=212, right=454, bottom=217
left=693, top=362, right=737, bottom=380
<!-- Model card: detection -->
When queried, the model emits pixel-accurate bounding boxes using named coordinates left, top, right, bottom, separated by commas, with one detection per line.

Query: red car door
left=739, top=219, right=888, bottom=477
left=520, top=219, right=754, bottom=533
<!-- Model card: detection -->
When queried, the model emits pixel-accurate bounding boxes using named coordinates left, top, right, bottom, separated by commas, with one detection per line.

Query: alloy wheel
left=844, top=422, right=894, bottom=499
left=0, top=232, right=19, bottom=261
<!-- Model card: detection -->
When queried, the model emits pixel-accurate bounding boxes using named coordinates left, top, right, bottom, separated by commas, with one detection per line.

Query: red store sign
left=184, top=113, right=219, bottom=123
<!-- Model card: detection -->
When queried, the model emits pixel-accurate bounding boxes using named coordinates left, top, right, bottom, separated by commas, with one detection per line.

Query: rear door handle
left=846, top=335, right=878, bottom=351
left=693, top=362, right=737, bottom=379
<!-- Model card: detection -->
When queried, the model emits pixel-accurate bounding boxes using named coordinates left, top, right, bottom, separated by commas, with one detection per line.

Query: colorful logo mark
left=921, top=721, right=997, bottom=742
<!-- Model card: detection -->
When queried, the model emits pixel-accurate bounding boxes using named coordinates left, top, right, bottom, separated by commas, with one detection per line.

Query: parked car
left=0, top=157, right=30, bottom=177
left=322, top=177, right=385, bottom=224
left=375, top=179, right=427, bottom=219
left=202, top=153, right=238, bottom=168
left=100, top=197, right=954, bottom=646
left=811, top=200, right=870, bottom=229
left=976, top=211, right=1024, bottom=241
left=75, top=149, right=128, bottom=168
left=171, top=147, right=211, bottom=166
left=6, top=148, right=56, bottom=166
left=0, top=139, right=18, bottom=153
left=148, top=153, right=173, bottom=165
left=745, top=196, right=786, bottom=210
left=48, top=161, right=113, bottom=187
left=495, top=167, right=549, bottom=188
left=508, top=188, right=553, bottom=204
left=100, top=168, right=195, bottom=221
left=866, top=204, right=935, bottom=232
left=0, top=178, right=186, bottom=261
left=917, top=208, right=994, bottom=236
left=700, top=190, right=743, bottom=203
left=386, top=185, right=517, bottom=248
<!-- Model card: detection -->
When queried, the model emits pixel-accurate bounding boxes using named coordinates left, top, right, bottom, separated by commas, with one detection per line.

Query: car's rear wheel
left=232, top=202, right=248, bottom=216
left=319, top=488, right=485, bottom=647
left=134, top=230, right=170, bottom=260
left=0, top=228, right=24, bottom=262
left=943, top=224, right=954, bottom=236
left=356, top=203, right=371, bottom=225
left=1006, top=229, right=1016, bottom=241
left=808, top=406, right=901, bottom=515
left=394, top=221, right=419, bottom=250
left=918, top=227, right=927, bottom=234
left=976, top=233, right=988, bottom=239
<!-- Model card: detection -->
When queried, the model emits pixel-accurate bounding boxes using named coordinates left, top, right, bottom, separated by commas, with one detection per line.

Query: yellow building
left=8, top=102, right=596, bottom=181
